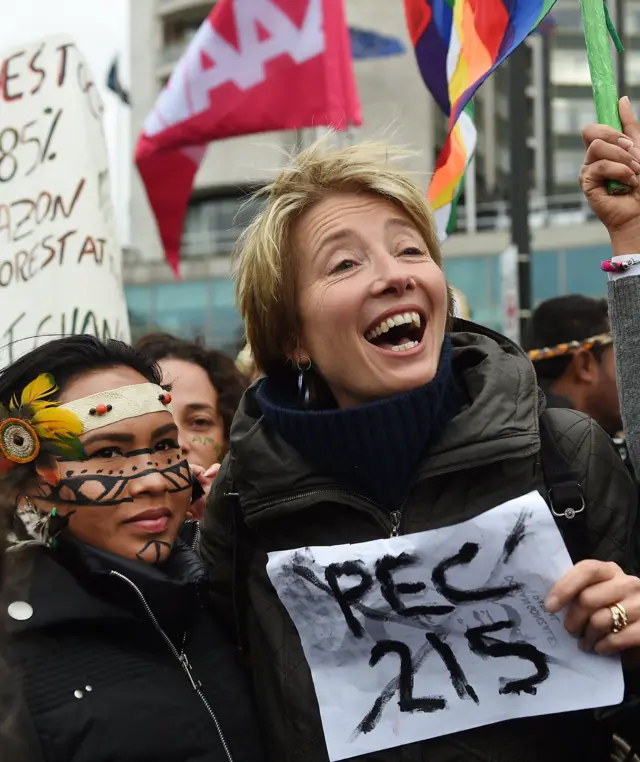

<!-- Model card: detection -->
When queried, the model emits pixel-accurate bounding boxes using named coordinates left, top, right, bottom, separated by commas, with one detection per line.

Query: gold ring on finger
left=610, top=603, right=629, bottom=634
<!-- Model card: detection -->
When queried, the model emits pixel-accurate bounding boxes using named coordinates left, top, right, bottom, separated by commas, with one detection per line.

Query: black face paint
left=38, top=452, right=192, bottom=506
left=136, top=540, right=172, bottom=564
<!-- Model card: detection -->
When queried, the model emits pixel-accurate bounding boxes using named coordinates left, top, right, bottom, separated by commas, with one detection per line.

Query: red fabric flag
left=135, top=0, right=362, bottom=276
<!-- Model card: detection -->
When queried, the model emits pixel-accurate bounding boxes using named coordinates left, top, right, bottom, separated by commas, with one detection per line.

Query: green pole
left=579, top=0, right=630, bottom=195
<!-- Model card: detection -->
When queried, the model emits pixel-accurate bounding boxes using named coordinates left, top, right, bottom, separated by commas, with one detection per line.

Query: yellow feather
left=20, top=373, right=57, bottom=411
left=32, top=407, right=84, bottom=438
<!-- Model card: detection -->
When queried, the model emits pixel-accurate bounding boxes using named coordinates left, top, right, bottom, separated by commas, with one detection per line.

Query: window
left=550, top=8, right=583, bottom=31
left=444, top=257, right=502, bottom=331
left=552, top=98, right=596, bottom=134
left=550, top=49, right=591, bottom=86
left=155, top=282, right=209, bottom=340
left=626, top=3, right=640, bottom=34
left=181, top=195, right=263, bottom=257
left=124, top=279, right=242, bottom=354
left=532, top=251, right=559, bottom=304
left=626, top=51, right=640, bottom=84
left=566, top=246, right=609, bottom=295
left=555, top=149, right=585, bottom=184
left=126, top=286, right=154, bottom=341
left=161, top=3, right=213, bottom=63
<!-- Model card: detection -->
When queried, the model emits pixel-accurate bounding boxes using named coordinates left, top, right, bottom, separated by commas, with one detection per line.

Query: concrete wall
left=130, top=0, right=164, bottom=262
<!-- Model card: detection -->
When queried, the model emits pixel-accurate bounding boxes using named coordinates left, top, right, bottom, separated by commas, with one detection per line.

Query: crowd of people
left=2, top=99, right=640, bottom=762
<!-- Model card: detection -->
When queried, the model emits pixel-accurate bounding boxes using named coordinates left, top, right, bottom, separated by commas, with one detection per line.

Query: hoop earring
left=297, top=357, right=312, bottom=408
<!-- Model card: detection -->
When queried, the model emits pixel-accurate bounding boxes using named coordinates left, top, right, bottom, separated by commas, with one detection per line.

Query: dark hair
left=522, top=295, right=610, bottom=381
left=135, top=333, right=248, bottom=442
left=0, top=335, right=162, bottom=409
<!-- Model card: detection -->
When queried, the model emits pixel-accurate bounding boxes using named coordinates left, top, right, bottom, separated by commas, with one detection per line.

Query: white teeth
left=392, top=340, right=418, bottom=352
left=365, top=311, right=424, bottom=341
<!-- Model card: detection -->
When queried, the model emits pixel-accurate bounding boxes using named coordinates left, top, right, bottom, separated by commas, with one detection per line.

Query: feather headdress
left=0, top=373, right=85, bottom=486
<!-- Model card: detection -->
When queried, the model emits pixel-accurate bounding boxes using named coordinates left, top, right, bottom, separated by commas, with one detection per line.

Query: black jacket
left=3, top=524, right=265, bottom=762
left=202, top=323, right=638, bottom=762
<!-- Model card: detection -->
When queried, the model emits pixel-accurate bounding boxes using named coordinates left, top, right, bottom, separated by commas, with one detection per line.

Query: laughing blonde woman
left=202, top=140, right=640, bottom=762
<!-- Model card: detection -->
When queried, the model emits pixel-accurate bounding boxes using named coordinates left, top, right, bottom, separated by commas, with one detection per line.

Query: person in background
left=522, top=296, right=622, bottom=438
left=1, top=336, right=264, bottom=762
left=202, top=138, right=640, bottom=762
left=136, top=333, right=248, bottom=469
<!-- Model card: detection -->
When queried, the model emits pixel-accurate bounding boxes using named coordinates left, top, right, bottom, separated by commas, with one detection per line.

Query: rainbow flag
left=404, top=0, right=556, bottom=239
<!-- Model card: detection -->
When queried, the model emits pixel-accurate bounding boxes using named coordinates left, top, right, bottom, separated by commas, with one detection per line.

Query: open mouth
left=364, top=310, right=426, bottom=353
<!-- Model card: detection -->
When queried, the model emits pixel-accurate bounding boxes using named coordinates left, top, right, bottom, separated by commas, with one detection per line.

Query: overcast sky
left=0, top=0, right=132, bottom=242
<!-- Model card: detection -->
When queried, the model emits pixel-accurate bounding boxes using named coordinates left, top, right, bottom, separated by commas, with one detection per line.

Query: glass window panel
left=565, top=245, right=610, bottom=296
left=552, top=8, right=583, bottom=30
left=627, top=52, right=640, bottom=85
left=555, top=149, right=584, bottom=183
left=444, top=257, right=501, bottom=331
left=182, top=196, right=260, bottom=258
left=532, top=251, right=559, bottom=305
left=153, top=282, right=209, bottom=340
left=552, top=98, right=596, bottom=134
left=627, top=3, right=640, bottom=34
left=125, top=286, right=153, bottom=343
left=550, top=49, right=591, bottom=85
left=209, top=280, right=243, bottom=353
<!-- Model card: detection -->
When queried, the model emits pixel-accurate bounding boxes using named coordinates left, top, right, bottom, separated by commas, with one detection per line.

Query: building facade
left=127, top=0, right=620, bottom=352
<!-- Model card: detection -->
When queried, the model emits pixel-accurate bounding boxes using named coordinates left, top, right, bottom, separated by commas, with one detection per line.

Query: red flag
left=135, top=0, right=362, bottom=276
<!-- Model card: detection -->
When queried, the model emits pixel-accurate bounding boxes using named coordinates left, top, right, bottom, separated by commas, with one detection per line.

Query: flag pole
left=579, top=0, right=630, bottom=195
left=508, top=42, right=532, bottom=339
left=614, top=0, right=626, bottom=96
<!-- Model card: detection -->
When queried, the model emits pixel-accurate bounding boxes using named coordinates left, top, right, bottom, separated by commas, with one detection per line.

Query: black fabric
left=3, top=525, right=265, bottom=762
left=538, top=410, right=589, bottom=564
left=256, top=337, right=466, bottom=508
left=541, top=382, right=640, bottom=563
left=201, top=321, right=638, bottom=762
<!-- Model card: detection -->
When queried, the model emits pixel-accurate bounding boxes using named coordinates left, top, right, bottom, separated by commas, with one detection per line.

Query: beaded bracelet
left=601, top=257, right=640, bottom=273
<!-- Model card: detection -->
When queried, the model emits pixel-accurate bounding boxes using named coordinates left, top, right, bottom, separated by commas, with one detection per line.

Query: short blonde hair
left=235, top=139, right=450, bottom=376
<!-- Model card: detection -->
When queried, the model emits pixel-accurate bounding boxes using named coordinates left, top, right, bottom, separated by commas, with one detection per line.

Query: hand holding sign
left=267, top=492, right=623, bottom=762
left=546, top=558, right=640, bottom=657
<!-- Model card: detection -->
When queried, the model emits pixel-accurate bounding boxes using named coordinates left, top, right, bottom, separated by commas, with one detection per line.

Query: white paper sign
left=267, top=492, right=623, bottom=761
left=0, top=35, right=130, bottom=369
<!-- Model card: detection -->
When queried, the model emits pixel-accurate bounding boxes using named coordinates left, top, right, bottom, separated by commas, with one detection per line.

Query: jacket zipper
left=245, top=488, right=405, bottom=539
left=109, top=570, right=234, bottom=762
left=191, top=521, right=201, bottom=551
left=390, top=511, right=402, bottom=537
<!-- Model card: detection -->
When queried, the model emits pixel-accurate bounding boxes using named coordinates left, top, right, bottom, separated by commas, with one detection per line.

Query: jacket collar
left=4, top=522, right=205, bottom=635
left=225, top=320, right=542, bottom=516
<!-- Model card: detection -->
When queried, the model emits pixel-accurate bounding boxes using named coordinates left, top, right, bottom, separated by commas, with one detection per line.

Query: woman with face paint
left=0, top=336, right=264, bottom=762
left=201, top=141, right=640, bottom=762
left=136, top=333, right=248, bottom=472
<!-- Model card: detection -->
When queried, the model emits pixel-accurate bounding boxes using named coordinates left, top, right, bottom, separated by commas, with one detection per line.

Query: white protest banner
left=0, top=35, right=130, bottom=369
left=267, top=492, right=623, bottom=761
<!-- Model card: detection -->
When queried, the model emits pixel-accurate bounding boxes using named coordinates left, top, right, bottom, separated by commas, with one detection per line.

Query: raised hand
left=580, top=96, right=640, bottom=255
